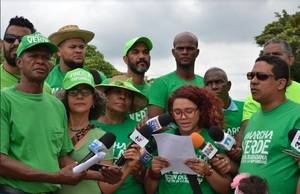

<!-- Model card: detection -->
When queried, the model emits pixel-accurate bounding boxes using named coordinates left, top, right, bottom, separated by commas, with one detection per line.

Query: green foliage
left=255, top=9, right=300, bottom=82
left=85, top=44, right=121, bottom=78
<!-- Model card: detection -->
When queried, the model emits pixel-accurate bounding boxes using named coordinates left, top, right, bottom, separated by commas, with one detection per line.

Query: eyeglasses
left=68, top=88, right=93, bottom=97
left=4, top=34, right=24, bottom=44
left=172, top=107, right=198, bottom=119
left=246, top=72, right=274, bottom=81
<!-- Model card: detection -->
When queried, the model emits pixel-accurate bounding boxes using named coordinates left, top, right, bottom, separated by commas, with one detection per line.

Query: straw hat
left=49, top=25, right=94, bottom=46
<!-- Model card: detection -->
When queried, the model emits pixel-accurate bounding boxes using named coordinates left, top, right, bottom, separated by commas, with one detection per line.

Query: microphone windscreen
left=139, top=125, right=153, bottom=139
left=208, top=126, right=224, bottom=142
left=158, top=113, right=174, bottom=126
left=191, top=132, right=205, bottom=149
left=100, top=132, right=116, bottom=149
left=288, top=129, right=299, bottom=142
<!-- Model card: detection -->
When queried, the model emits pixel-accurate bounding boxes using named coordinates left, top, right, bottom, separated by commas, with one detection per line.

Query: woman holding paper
left=145, top=85, right=232, bottom=194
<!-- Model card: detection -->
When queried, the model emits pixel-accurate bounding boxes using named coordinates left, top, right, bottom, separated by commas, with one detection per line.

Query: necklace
left=69, top=128, right=83, bottom=132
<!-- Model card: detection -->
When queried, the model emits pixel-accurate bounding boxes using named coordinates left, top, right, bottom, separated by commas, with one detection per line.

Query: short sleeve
left=242, top=95, right=261, bottom=121
left=148, top=78, right=168, bottom=109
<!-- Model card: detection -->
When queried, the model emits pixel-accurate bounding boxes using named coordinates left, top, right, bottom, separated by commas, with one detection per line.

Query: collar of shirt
left=223, top=98, right=238, bottom=111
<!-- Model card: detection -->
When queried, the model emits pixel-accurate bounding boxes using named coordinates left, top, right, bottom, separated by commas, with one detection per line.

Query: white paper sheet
left=153, top=133, right=197, bottom=175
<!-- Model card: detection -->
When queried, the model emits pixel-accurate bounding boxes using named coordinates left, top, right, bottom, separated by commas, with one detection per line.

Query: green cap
left=16, top=32, right=58, bottom=58
left=96, top=79, right=148, bottom=113
left=63, top=68, right=95, bottom=90
left=123, top=36, right=153, bottom=56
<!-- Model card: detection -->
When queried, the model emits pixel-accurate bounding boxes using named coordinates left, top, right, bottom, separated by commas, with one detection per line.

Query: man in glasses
left=239, top=55, right=300, bottom=194
left=1, top=16, right=35, bottom=89
left=236, top=39, right=300, bottom=153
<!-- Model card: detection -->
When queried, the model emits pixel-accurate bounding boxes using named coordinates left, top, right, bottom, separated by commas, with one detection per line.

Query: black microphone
left=208, top=126, right=236, bottom=151
left=80, top=132, right=116, bottom=163
left=115, top=125, right=152, bottom=166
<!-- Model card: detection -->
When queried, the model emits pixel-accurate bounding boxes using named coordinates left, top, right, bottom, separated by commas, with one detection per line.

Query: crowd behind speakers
left=0, top=16, right=299, bottom=194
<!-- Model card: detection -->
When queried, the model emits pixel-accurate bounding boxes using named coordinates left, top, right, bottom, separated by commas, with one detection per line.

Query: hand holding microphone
left=73, top=132, right=116, bottom=173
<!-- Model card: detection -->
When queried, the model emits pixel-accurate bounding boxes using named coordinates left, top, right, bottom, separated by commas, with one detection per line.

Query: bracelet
left=148, top=168, right=161, bottom=180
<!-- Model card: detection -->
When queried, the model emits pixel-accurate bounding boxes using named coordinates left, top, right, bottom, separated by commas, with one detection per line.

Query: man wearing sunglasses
left=1, top=16, right=35, bottom=89
left=239, top=55, right=300, bottom=194
left=235, top=39, right=300, bottom=156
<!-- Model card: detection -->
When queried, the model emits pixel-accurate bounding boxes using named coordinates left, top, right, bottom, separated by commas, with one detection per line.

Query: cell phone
left=89, top=163, right=121, bottom=171
left=282, top=149, right=300, bottom=159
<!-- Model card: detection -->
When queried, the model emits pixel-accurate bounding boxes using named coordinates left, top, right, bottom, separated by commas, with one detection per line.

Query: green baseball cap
left=123, top=36, right=153, bottom=56
left=16, top=32, right=58, bottom=58
left=63, top=68, right=95, bottom=90
left=96, top=78, right=148, bottom=113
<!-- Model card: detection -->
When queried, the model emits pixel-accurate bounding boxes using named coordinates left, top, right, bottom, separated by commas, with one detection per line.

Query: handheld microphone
left=73, top=132, right=116, bottom=173
left=208, top=126, right=236, bottom=151
left=288, top=129, right=300, bottom=153
left=115, top=125, right=152, bottom=166
left=146, top=113, right=174, bottom=133
left=190, top=132, right=218, bottom=160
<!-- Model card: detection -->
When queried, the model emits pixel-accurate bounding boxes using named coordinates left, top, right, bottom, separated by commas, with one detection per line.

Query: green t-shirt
left=242, top=81, right=300, bottom=121
left=129, top=82, right=151, bottom=122
left=239, top=100, right=300, bottom=194
left=56, top=128, right=113, bottom=194
left=0, top=86, right=73, bottom=193
left=224, top=99, right=244, bottom=137
left=156, top=128, right=221, bottom=194
left=90, top=117, right=145, bottom=194
left=0, top=64, right=52, bottom=93
left=149, top=71, right=204, bottom=111
left=46, top=65, right=106, bottom=94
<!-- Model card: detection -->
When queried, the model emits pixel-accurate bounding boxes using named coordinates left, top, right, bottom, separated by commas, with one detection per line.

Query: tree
left=85, top=44, right=121, bottom=78
left=255, top=9, right=300, bottom=82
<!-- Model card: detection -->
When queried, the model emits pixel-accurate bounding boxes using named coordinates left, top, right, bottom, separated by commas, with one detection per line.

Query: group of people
left=0, top=15, right=299, bottom=194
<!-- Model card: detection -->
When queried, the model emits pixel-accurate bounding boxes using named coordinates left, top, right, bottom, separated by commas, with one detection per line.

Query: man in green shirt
left=1, top=16, right=35, bottom=90
left=46, top=25, right=106, bottom=94
left=239, top=55, right=300, bottom=194
left=237, top=39, right=300, bottom=149
left=122, top=36, right=153, bottom=122
left=0, top=32, right=121, bottom=194
left=148, top=32, right=204, bottom=118
left=204, top=67, right=244, bottom=137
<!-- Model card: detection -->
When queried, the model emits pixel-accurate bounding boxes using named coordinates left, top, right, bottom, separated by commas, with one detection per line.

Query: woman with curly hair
left=56, top=68, right=121, bottom=194
left=145, top=85, right=232, bottom=194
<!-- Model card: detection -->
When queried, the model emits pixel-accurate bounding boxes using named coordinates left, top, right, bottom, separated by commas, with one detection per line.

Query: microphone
left=146, top=113, right=174, bottom=133
left=288, top=129, right=300, bottom=153
left=73, top=132, right=116, bottom=173
left=208, top=126, right=236, bottom=151
left=190, top=132, right=218, bottom=160
left=115, top=125, right=153, bottom=166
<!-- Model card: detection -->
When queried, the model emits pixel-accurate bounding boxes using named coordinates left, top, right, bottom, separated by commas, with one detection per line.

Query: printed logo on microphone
left=147, top=117, right=162, bottom=132
left=291, top=130, right=300, bottom=152
left=130, top=129, right=149, bottom=148
left=89, top=139, right=104, bottom=154
left=139, top=149, right=153, bottom=165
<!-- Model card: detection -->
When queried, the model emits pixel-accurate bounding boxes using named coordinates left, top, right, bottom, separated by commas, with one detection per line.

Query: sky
left=1, top=0, right=299, bottom=100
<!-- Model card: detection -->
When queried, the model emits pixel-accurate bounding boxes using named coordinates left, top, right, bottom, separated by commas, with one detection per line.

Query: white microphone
left=191, top=132, right=218, bottom=160
left=73, top=152, right=106, bottom=173
left=289, top=129, right=300, bottom=153
left=208, top=126, right=236, bottom=151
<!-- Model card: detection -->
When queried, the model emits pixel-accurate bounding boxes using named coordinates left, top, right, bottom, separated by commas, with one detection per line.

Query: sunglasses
left=3, top=34, right=24, bottom=44
left=246, top=72, right=274, bottom=81
left=68, top=88, right=93, bottom=97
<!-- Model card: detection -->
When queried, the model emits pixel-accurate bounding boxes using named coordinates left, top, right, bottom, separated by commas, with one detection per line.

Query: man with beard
left=148, top=32, right=204, bottom=118
left=121, top=36, right=152, bottom=122
left=1, top=16, right=35, bottom=89
left=46, top=25, right=106, bottom=94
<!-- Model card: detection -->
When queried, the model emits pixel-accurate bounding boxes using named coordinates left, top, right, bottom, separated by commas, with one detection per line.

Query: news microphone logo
left=89, top=139, right=105, bottom=154
left=290, top=130, right=300, bottom=153
left=130, top=129, right=149, bottom=148
left=202, top=143, right=218, bottom=159
left=139, top=149, right=153, bottom=165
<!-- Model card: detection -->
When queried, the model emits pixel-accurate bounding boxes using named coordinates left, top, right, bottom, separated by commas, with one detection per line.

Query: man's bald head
left=173, top=32, right=198, bottom=48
